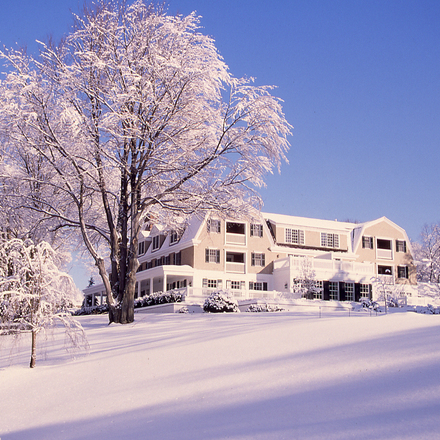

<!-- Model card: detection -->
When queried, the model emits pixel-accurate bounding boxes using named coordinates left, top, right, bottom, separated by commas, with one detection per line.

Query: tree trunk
left=30, top=329, right=37, bottom=368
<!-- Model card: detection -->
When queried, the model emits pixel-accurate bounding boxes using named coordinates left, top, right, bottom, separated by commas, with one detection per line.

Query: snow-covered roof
left=262, top=212, right=357, bottom=232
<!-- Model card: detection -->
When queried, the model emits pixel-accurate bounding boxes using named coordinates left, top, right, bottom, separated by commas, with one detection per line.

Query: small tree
left=0, top=238, right=87, bottom=368
left=292, top=258, right=319, bottom=299
left=413, top=224, right=440, bottom=283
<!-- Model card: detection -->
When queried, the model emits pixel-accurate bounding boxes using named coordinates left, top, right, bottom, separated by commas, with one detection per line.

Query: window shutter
left=339, top=282, right=346, bottom=301
left=323, top=281, right=330, bottom=300
left=262, top=254, right=266, bottom=266
left=216, top=250, right=220, bottom=263
left=249, top=281, right=254, bottom=290
left=263, top=282, right=268, bottom=291
left=354, top=283, right=361, bottom=301
left=205, top=249, right=209, bottom=263
left=251, top=253, right=255, bottom=266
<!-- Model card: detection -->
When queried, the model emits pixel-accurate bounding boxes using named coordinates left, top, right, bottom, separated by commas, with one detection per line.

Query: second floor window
left=398, top=266, right=409, bottom=278
left=251, top=252, right=266, bottom=267
left=138, top=241, right=145, bottom=255
left=205, top=248, right=220, bottom=263
left=396, top=240, right=407, bottom=253
left=362, top=236, right=374, bottom=249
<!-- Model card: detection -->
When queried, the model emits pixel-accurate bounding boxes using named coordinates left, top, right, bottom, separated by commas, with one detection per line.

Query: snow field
left=1, top=311, right=440, bottom=439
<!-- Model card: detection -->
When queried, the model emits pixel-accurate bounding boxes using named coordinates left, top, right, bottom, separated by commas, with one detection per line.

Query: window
left=251, top=252, right=266, bottom=267
left=202, top=279, right=220, bottom=289
left=345, top=283, right=354, bottom=301
left=329, top=281, right=339, bottom=300
left=360, top=284, right=370, bottom=297
left=230, top=281, right=241, bottom=290
left=170, top=230, right=179, bottom=245
left=226, top=252, right=245, bottom=263
left=377, top=239, right=392, bottom=250
left=362, top=236, right=374, bottom=249
left=227, top=280, right=245, bottom=290
left=138, top=241, right=145, bottom=255
left=321, top=233, right=339, bottom=248
left=226, top=222, right=245, bottom=234
left=152, top=235, right=160, bottom=251
left=250, top=224, right=263, bottom=237
left=175, top=251, right=181, bottom=266
left=207, top=219, right=221, bottom=233
left=396, top=240, right=407, bottom=253
left=314, top=281, right=323, bottom=300
left=378, top=265, right=393, bottom=275
left=164, top=255, right=170, bottom=265
left=205, top=248, right=220, bottom=263
left=249, top=281, right=268, bottom=291
left=285, top=228, right=305, bottom=245
left=398, top=266, right=409, bottom=278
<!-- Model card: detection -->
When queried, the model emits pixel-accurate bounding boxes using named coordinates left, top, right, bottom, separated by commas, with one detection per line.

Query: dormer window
left=170, top=230, right=179, bottom=245
left=152, top=235, right=160, bottom=251
left=285, top=228, right=304, bottom=245
left=138, top=241, right=145, bottom=255
left=321, top=233, right=339, bottom=248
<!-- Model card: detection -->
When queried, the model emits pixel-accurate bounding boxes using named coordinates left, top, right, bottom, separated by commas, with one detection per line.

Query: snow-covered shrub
left=387, top=297, right=400, bottom=308
left=360, top=298, right=381, bottom=311
left=134, top=290, right=185, bottom=309
left=177, top=306, right=189, bottom=314
left=203, top=290, right=239, bottom=313
left=246, top=303, right=284, bottom=312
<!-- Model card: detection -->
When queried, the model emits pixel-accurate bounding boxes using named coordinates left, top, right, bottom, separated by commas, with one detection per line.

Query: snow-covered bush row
left=203, top=290, right=239, bottom=313
left=75, top=290, right=185, bottom=316
left=413, top=304, right=440, bottom=314
left=74, top=304, right=109, bottom=316
left=134, top=290, right=185, bottom=308
left=246, top=303, right=284, bottom=312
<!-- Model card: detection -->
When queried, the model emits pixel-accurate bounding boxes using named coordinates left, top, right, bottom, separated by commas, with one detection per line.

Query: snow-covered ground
left=1, top=309, right=440, bottom=440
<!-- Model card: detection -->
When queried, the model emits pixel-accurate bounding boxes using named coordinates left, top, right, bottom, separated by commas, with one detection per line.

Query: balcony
left=225, top=262, right=246, bottom=274
left=225, top=233, right=246, bottom=245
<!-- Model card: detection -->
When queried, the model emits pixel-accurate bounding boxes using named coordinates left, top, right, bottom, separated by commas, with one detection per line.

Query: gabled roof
left=352, top=216, right=413, bottom=254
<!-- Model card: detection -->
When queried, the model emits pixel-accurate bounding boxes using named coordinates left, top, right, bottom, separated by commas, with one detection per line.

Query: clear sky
left=1, top=0, right=439, bottom=245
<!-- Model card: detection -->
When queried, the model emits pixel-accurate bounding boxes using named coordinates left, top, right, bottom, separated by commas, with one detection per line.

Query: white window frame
left=362, top=236, right=374, bottom=249
left=396, top=240, right=407, bottom=253
left=250, top=224, right=263, bottom=237
left=170, top=230, right=179, bottom=245
left=329, top=281, right=339, bottom=300
left=251, top=252, right=266, bottom=267
left=345, top=283, right=354, bottom=301
left=285, top=228, right=305, bottom=245
left=321, top=233, right=339, bottom=248
left=152, top=235, right=160, bottom=251
left=207, top=219, right=221, bottom=233
left=397, top=266, right=409, bottom=279
left=205, top=248, right=220, bottom=264
left=360, top=284, right=370, bottom=297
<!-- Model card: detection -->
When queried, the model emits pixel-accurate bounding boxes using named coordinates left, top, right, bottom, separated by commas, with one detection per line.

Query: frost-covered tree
left=0, top=1, right=290, bottom=324
left=413, top=224, right=440, bottom=283
left=0, top=239, right=87, bottom=368
left=292, top=258, right=319, bottom=299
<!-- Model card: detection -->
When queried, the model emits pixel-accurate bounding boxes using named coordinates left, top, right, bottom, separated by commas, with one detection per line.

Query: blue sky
left=1, top=0, right=439, bottom=245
